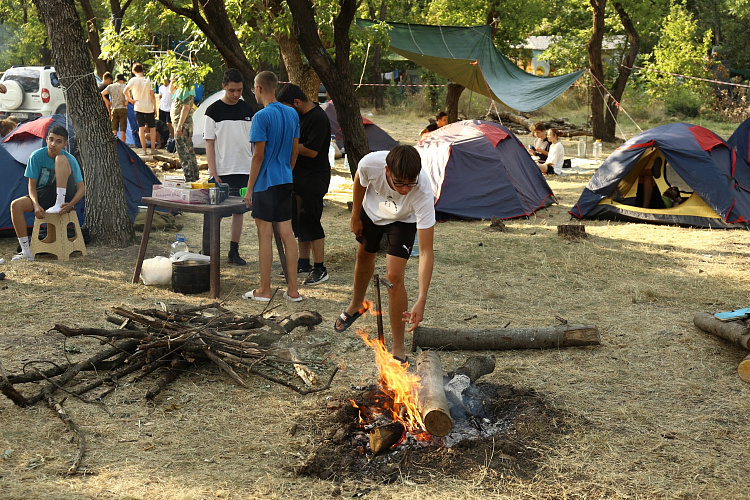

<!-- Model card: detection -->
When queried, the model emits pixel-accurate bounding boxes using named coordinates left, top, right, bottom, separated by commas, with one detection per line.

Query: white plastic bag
left=171, top=251, right=210, bottom=263
left=140, top=256, right=172, bottom=285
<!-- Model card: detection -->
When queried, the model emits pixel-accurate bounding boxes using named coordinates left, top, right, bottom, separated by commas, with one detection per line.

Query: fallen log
left=693, top=312, right=750, bottom=350
left=416, top=351, right=453, bottom=437
left=454, top=354, right=496, bottom=383
left=412, top=325, right=600, bottom=351
left=738, top=354, right=750, bottom=383
left=369, top=421, right=405, bottom=454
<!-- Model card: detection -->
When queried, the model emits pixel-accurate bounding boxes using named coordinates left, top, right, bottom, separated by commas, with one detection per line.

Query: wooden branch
left=454, top=354, right=496, bottom=384
left=694, top=312, right=750, bottom=350
left=205, top=349, right=249, bottom=388
left=277, top=347, right=318, bottom=386
left=279, top=311, right=324, bottom=332
left=52, top=324, right=151, bottom=340
left=739, top=354, right=750, bottom=383
left=416, top=351, right=453, bottom=437
left=412, top=325, right=600, bottom=351
left=249, top=365, right=340, bottom=395
left=145, top=358, right=190, bottom=400
left=45, top=394, right=86, bottom=474
left=0, top=358, right=29, bottom=407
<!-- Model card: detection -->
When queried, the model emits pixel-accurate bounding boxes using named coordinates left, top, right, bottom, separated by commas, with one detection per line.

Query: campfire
left=351, top=328, right=500, bottom=454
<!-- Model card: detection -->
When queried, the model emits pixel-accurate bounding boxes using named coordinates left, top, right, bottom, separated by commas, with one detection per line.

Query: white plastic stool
left=30, top=210, right=87, bottom=261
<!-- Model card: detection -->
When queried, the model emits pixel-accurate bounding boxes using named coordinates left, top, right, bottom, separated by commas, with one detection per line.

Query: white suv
left=0, top=65, right=67, bottom=119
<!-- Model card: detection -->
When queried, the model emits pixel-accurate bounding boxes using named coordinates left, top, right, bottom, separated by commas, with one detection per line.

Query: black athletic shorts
left=31, top=175, right=77, bottom=210
left=292, top=171, right=329, bottom=242
left=252, top=183, right=293, bottom=223
left=357, top=208, right=417, bottom=260
left=158, top=109, right=171, bottom=124
left=209, top=174, right=249, bottom=216
left=135, top=111, right=156, bottom=128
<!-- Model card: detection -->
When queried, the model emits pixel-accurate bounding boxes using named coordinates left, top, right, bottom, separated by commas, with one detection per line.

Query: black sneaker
left=227, top=251, right=247, bottom=266
left=279, top=266, right=311, bottom=277
left=303, top=267, right=329, bottom=285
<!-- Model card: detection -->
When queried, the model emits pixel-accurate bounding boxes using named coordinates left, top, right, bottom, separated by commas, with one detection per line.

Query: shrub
left=664, top=87, right=703, bottom=117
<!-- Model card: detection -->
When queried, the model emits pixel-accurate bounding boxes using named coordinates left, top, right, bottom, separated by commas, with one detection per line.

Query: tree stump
left=738, top=354, right=750, bottom=383
left=558, top=224, right=587, bottom=239
left=488, top=217, right=507, bottom=232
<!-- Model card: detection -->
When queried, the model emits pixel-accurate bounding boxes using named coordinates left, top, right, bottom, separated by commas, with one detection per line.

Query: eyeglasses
left=390, top=172, right=419, bottom=188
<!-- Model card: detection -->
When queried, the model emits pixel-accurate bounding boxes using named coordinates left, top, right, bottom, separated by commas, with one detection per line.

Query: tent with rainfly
left=569, top=122, right=750, bottom=228
left=320, top=101, right=398, bottom=152
left=416, top=120, right=555, bottom=220
left=0, top=115, right=160, bottom=234
left=727, top=116, right=750, bottom=168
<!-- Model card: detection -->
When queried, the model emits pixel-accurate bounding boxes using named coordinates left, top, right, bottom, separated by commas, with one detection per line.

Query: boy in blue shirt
left=9, top=125, right=85, bottom=261
left=242, top=71, right=301, bottom=302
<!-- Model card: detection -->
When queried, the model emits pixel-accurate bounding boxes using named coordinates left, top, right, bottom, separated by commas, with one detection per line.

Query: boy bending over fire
left=334, top=145, right=435, bottom=364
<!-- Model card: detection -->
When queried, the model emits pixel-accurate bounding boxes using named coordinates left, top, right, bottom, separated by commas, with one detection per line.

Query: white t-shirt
left=357, top=151, right=436, bottom=229
left=158, top=85, right=173, bottom=112
left=547, top=142, right=565, bottom=171
left=124, top=76, right=154, bottom=113
left=203, top=99, right=255, bottom=176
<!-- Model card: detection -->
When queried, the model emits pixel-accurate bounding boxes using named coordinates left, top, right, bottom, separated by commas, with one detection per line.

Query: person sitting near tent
left=540, top=128, right=564, bottom=175
left=635, top=158, right=666, bottom=209
left=333, top=145, right=435, bottom=365
left=528, top=122, right=551, bottom=161
left=420, top=111, right=448, bottom=137
left=662, top=186, right=684, bottom=208
left=9, top=125, right=85, bottom=262
left=1, top=117, right=20, bottom=137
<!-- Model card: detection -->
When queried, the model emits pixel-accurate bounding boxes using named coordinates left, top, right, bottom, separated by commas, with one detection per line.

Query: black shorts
left=158, top=109, right=171, bottom=124
left=135, top=111, right=156, bottom=128
left=252, top=183, right=293, bottom=222
left=357, top=209, right=417, bottom=260
left=32, top=175, right=78, bottom=210
left=292, top=171, right=329, bottom=242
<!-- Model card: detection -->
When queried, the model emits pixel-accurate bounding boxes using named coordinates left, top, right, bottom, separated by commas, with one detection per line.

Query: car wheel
left=0, top=81, right=24, bottom=110
left=55, top=104, right=67, bottom=115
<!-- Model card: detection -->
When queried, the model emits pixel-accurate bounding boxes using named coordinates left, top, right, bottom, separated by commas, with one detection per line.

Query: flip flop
left=392, top=355, right=409, bottom=367
left=334, top=310, right=363, bottom=333
left=283, top=291, right=303, bottom=302
left=242, top=289, right=271, bottom=302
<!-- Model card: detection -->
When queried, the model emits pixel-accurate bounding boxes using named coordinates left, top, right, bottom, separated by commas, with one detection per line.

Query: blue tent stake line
left=0, top=114, right=160, bottom=235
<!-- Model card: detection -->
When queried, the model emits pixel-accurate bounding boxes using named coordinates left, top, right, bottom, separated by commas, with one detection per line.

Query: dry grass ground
left=1, top=111, right=749, bottom=499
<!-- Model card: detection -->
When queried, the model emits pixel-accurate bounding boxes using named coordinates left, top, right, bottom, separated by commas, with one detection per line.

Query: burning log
left=693, top=312, right=750, bottom=350
left=369, top=421, right=406, bottom=454
left=416, top=351, right=453, bottom=437
left=412, top=325, right=600, bottom=351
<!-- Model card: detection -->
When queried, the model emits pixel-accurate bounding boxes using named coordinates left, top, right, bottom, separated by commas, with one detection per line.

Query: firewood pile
left=0, top=303, right=337, bottom=473
left=482, top=110, right=592, bottom=138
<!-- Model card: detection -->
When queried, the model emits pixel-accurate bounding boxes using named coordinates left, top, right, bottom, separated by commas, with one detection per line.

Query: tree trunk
left=367, top=0, right=387, bottom=110
left=445, top=83, right=464, bottom=123
left=738, top=354, right=750, bottom=383
left=78, top=0, right=112, bottom=77
left=412, top=325, right=601, bottom=351
left=277, top=32, right=320, bottom=102
left=33, top=0, right=134, bottom=247
left=287, top=0, right=369, bottom=178
left=156, top=0, right=259, bottom=107
left=416, top=351, right=452, bottom=437
left=693, top=312, right=750, bottom=350
left=603, top=3, right=640, bottom=142
left=587, top=0, right=606, bottom=141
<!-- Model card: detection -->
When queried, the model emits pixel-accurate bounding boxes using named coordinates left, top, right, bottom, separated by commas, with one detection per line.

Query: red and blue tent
left=728, top=116, right=750, bottom=168
left=416, top=120, right=555, bottom=220
left=570, top=122, right=749, bottom=228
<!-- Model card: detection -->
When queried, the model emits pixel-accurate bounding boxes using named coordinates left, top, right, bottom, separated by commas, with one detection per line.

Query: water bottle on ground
left=577, top=137, right=587, bottom=158
left=593, top=139, right=602, bottom=159
left=169, top=233, right=189, bottom=259
left=328, top=135, right=336, bottom=168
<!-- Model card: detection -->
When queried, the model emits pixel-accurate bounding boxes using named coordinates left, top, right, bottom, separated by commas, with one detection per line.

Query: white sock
left=46, top=188, right=67, bottom=213
left=19, top=236, right=33, bottom=258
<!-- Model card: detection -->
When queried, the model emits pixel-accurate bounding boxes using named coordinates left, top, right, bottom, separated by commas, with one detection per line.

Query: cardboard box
left=162, top=175, right=187, bottom=189
left=152, top=185, right=209, bottom=204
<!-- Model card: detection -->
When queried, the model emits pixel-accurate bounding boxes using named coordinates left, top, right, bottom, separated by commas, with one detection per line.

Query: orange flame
left=356, top=330, right=428, bottom=439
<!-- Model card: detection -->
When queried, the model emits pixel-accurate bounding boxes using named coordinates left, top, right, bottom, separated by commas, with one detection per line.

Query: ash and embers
left=295, top=382, right=579, bottom=483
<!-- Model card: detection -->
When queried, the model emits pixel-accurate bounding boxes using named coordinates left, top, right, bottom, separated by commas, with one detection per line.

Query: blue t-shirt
left=249, top=101, right=300, bottom=193
left=25, top=148, right=83, bottom=189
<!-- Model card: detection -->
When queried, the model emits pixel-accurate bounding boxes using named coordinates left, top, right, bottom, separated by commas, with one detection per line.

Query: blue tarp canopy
left=357, top=20, right=586, bottom=112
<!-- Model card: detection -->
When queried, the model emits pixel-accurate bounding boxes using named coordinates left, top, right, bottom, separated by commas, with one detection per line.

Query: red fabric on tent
left=2, top=117, right=54, bottom=143
left=476, top=123, right=508, bottom=147
left=689, top=125, right=724, bottom=152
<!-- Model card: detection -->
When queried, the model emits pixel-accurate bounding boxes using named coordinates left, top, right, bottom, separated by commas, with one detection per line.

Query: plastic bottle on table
left=577, top=137, right=587, bottom=158
left=593, top=139, right=602, bottom=159
left=328, top=135, right=336, bottom=167
left=169, top=233, right=189, bottom=259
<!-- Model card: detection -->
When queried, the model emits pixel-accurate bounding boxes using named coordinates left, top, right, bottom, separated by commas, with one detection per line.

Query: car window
left=50, top=72, right=60, bottom=88
left=4, top=68, right=41, bottom=93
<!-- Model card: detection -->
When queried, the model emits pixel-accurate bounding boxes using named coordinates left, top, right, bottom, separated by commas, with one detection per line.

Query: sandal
left=334, top=310, right=363, bottom=333
left=392, top=355, right=409, bottom=367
